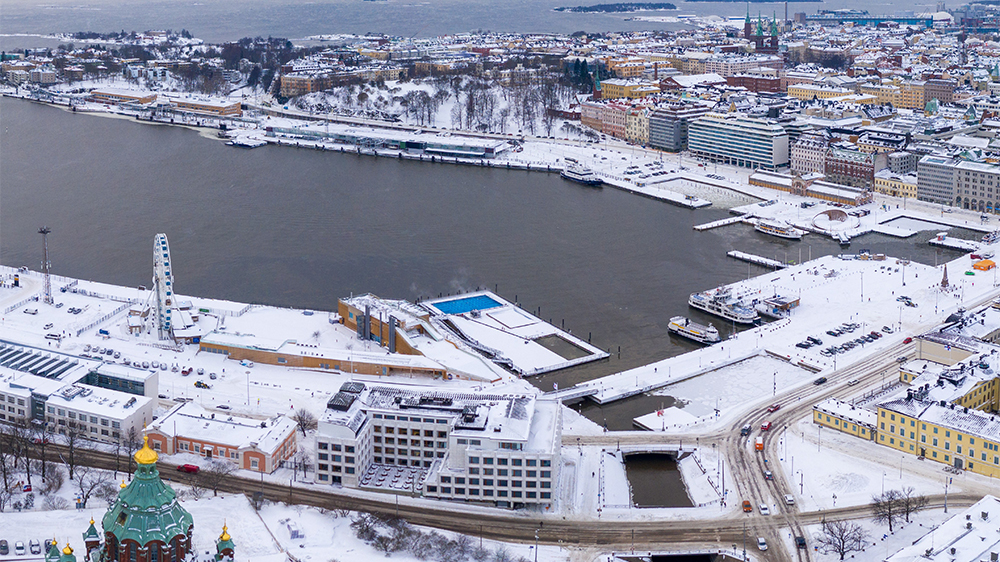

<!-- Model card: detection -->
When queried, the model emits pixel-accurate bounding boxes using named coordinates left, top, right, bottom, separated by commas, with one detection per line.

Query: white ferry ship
left=754, top=219, right=805, bottom=240
left=560, top=163, right=603, bottom=186
left=668, top=316, right=721, bottom=344
left=688, top=287, right=759, bottom=324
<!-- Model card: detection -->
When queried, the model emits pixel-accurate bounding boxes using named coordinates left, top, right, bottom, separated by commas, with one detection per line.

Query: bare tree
left=816, top=519, right=868, bottom=560
left=75, top=466, right=113, bottom=509
left=900, top=486, right=929, bottom=523
left=65, top=426, right=85, bottom=481
left=95, top=480, right=119, bottom=507
left=39, top=465, right=64, bottom=496
left=872, top=489, right=905, bottom=533
left=0, top=487, right=11, bottom=512
left=292, top=410, right=318, bottom=436
left=198, top=460, right=238, bottom=496
left=124, top=427, right=142, bottom=476
left=32, top=422, right=54, bottom=481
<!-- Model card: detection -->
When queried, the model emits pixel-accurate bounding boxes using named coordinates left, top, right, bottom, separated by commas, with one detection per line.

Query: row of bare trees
left=815, top=487, right=930, bottom=560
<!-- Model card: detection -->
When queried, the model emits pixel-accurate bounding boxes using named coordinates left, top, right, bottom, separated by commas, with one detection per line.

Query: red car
left=766, top=404, right=781, bottom=413
left=177, top=464, right=200, bottom=474
left=760, top=421, right=773, bottom=431
left=903, top=337, right=913, bottom=344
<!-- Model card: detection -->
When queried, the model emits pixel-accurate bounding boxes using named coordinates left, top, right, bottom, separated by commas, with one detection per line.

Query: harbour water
left=0, top=98, right=965, bottom=427
left=1, top=0, right=941, bottom=47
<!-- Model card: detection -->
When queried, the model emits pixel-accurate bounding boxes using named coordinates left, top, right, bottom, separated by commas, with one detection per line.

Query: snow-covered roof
left=148, top=401, right=296, bottom=454
left=886, top=495, right=1000, bottom=562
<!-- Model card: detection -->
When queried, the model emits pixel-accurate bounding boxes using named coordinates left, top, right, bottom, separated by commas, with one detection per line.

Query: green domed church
left=78, top=436, right=236, bottom=562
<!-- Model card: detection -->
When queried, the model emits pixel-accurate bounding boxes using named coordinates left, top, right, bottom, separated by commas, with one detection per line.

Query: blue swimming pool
left=431, top=294, right=503, bottom=315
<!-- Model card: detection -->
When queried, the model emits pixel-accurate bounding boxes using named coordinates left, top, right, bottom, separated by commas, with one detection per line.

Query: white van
left=240, top=359, right=254, bottom=368
left=23, top=308, right=38, bottom=315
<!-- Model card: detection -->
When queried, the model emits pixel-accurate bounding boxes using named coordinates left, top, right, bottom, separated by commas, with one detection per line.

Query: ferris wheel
left=153, top=233, right=174, bottom=340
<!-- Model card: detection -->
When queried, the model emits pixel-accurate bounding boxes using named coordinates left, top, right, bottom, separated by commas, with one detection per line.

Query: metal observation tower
left=153, top=233, right=174, bottom=340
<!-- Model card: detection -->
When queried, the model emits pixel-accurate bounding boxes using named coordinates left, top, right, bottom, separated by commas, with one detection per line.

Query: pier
left=929, top=235, right=979, bottom=253
left=693, top=216, right=748, bottom=231
left=726, top=250, right=786, bottom=269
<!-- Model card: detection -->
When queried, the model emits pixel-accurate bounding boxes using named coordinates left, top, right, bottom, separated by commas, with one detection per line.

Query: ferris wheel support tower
left=153, top=233, right=175, bottom=340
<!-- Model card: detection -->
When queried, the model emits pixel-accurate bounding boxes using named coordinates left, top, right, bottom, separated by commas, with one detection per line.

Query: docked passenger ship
left=560, top=163, right=603, bottom=186
left=754, top=219, right=805, bottom=240
left=688, top=287, right=759, bottom=324
left=668, top=316, right=721, bottom=344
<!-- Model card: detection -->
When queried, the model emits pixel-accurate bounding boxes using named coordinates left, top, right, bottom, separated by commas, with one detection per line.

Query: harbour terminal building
left=314, top=383, right=561, bottom=508
left=814, top=302, right=1000, bottom=476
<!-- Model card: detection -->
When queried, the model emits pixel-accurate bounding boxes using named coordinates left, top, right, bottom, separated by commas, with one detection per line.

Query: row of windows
left=469, top=456, right=551, bottom=467
left=442, top=470, right=551, bottom=481
left=317, top=442, right=355, bottom=453
left=424, top=486, right=551, bottom=500
left=374, top=426, right=448, bottom=437
left=373, top=413, right=450, bottom=424
left=318, top=453, right=355, bottom=463
left=0, top=394, right=26, bottom=406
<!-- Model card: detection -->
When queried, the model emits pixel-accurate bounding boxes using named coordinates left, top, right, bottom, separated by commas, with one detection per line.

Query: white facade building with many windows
left=688, top=113, right=789, bottom=170
left=315, top=384, right=561, bottom=508
left=0, top=372, right=154, bottom=443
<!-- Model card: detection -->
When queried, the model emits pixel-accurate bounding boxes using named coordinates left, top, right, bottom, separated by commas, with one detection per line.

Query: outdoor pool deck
left=421, top=291, right=609, bottom=377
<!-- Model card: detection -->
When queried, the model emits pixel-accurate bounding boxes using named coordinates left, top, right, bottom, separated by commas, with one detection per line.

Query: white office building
left=315, top=383, right=561, bottom=508
left=688, top=113, right=789, bottom=170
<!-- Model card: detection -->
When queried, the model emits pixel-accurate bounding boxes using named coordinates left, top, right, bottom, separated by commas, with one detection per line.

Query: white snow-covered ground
left=787, top=508, right=953, bottom=562
left=778, top=417, right=965, bottom=511
left=635, top=356, right=814, bottom=431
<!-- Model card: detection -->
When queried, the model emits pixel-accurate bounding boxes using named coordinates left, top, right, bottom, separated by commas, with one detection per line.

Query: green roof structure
left=100, top=436, right=193, bottom=560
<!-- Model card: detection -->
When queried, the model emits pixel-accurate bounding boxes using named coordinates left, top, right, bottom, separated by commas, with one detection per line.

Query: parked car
left=177, top=464, right=200, bottom=474
left=209, top=372, right=217, bottom=380
left=29, top=540, right=40, bottom=555
left=0, top=540, right=8, bottom=555
left=15, top=541, right=25, bottom=555
left=757, top=537, right=768, bottom=551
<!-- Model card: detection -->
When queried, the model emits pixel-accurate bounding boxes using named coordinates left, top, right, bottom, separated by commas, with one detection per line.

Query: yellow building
left=600, top=78, right=661, bottom=99
left=897, top=80, right=925, bottom=110
left=625, top=107, right=650, bottom=145
left=787, top=83, right=855, bottom=100
left=859, top=83, right=901, bottom=105
left=813, top=398, right=877, bottom=440
left=873, top=171, right=918, bottom=198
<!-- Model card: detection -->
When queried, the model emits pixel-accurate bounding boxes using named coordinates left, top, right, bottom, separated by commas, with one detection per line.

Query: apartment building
left=648, top=102, right=712, bottom=152
left=790, top=133, right=829, bottom=175
left=625, top=107, right=650, bottom=145
left=315, top=384, right=561, bottom=508
left=688, top=113, right=789, bottom=170
left=824, top=147, right=879, bottom=189
left=874, top=169, right=918, bottom=198
left=599, top=78, right=661, bottom=99
left=955, top=160, right=1000, bottom=213
left=601, top=102, right=630, bottom=139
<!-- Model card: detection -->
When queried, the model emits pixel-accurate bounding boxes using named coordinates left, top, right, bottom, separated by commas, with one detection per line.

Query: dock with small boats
left=726, top=250, right=786, bottom=270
